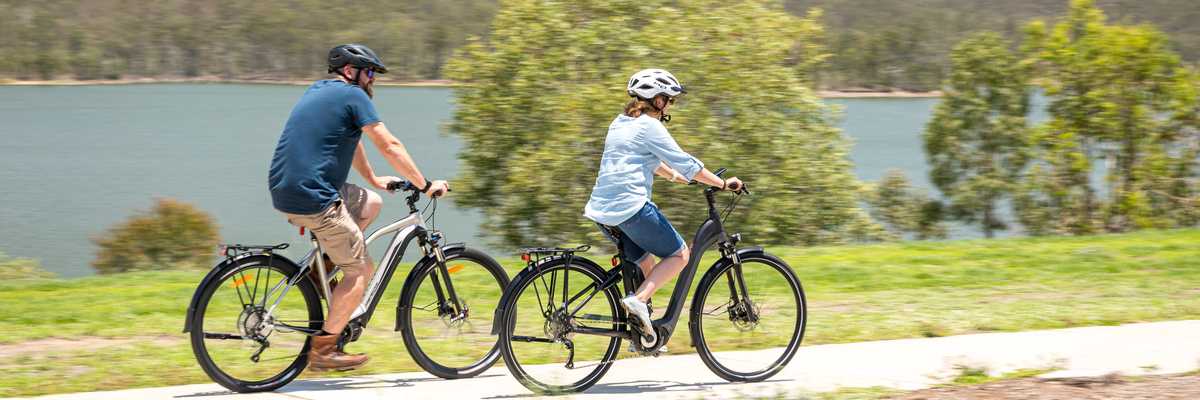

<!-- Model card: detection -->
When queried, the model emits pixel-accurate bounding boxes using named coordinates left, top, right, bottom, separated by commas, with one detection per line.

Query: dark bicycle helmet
left=327, top=44, right=388, bottom=74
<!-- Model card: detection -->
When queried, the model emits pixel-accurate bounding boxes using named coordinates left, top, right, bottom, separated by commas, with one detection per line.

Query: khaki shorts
left=283, top=183, right=373, bottom=272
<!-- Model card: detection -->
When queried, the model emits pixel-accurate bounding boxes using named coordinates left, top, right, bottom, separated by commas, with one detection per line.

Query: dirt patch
left=889, top=373, right=1200, bottom=400
left=0, top=336, right=181, bottom=359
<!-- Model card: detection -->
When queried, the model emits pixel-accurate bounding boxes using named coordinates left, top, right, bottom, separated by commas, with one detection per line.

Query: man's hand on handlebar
left=373, top=176, right=403, bottom=191
left=426, top=180, right=450, bottom=198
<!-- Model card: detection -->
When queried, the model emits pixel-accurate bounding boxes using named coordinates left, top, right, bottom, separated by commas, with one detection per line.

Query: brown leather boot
left=307, top=334, right=368, bottom=372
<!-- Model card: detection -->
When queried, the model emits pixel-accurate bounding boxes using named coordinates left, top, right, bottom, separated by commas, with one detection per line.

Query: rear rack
left=219, top=243, right=289, bottom=258
left=519, top=245, right=590, bottom=265
left=520, top=244, right=590, bottom=255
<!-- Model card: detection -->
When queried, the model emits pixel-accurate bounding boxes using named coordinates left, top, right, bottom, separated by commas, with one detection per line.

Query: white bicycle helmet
left=627, top=68, right=686, bottom=100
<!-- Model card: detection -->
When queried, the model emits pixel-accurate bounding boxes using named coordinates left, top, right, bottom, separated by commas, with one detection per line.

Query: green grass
left=3, top=229, right=1200, bottom=396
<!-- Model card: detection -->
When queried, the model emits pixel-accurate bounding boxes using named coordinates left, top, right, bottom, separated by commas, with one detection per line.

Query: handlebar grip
left=386, top=180, right=413, bottom=192
left=714, top=167, right=728, bottom=177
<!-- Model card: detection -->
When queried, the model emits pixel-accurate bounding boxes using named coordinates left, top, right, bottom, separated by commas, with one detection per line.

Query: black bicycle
left=494, top=168, right=806, bottom=393
left=184, top=181, right=509, bottom=392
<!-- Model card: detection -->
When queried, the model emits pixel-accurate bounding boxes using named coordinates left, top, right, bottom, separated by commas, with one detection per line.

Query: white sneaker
left=620, top=295, right=656, bottom=344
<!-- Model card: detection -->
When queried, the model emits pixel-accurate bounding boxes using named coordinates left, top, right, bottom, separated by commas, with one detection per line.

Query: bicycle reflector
left=447, top=264, right=465, bottom=274
left=299, top=227, right=306, bottom=236
left=611, top=256, right=619, bottom=267
left=521, top=253, right=530, bottom=262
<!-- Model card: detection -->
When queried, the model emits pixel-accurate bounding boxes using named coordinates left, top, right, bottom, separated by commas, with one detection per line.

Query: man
left=267, top=44, right=449, bottom=372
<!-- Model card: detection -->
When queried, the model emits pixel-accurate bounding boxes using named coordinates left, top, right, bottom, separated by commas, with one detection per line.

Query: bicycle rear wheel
left=690, top=251, right=805, bottom=382
left=189, top=256, right=323, bottom=392
left=498, top=258, right=622, bottom=394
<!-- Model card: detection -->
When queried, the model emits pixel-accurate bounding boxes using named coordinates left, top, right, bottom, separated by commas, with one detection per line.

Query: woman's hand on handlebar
left=723, top=177, right=743, bottom=192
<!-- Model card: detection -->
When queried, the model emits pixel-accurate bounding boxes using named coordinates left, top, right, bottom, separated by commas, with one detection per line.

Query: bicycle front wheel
left=690, top=251, right=806, bottom=382
left=188, top=256, right=323, bottom=392
left=399, top=247, right=509, bottom=379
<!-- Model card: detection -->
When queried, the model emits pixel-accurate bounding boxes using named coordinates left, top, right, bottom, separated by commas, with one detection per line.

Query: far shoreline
left=1, top=77, right=942, bottom=98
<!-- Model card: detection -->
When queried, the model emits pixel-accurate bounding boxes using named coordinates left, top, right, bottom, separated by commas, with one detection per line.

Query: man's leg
left=287, top=201, right=373, bottom=371
left=322, top=259, right=373, bottom=334
left=341, top=183, right=383, bottom=231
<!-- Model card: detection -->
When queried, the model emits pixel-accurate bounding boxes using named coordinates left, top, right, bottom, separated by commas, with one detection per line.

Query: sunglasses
left=355, top=67, right=376, bottom=79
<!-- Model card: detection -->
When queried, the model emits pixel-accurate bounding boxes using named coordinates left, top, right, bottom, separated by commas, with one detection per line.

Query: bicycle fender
left=686, top=247, right=765, bottom=346
left=393, top=243, right=467, bottom=332
left=488, top=255, right=608, bottom=336
left=183, top=254, right=303, bottom=333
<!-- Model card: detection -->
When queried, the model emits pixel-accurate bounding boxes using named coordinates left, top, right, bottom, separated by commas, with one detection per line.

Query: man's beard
left=361, top=81, right=374, bottom=99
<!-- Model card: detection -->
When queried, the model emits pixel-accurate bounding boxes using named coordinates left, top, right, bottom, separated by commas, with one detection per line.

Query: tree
left=863, top=170, right=947, bottom=240
left=92, top=198, right=221, bottom=274
left=1019, top=0, right=1200, bottom=234
left=923, top=31, right=1030, bottom=238
left=447, top=0, right=880, bottom=249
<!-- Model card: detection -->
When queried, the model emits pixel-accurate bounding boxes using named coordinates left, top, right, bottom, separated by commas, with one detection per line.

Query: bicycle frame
left=193, top=194, right=466, bottom=339
left=299, top=211, right=429, bottom=322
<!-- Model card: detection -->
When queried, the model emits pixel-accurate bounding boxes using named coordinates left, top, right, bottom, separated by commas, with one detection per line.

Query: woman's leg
left=633, top=244, right=688, bottom=302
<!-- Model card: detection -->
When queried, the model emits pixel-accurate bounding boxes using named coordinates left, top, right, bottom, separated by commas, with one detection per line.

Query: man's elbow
left=382, top=142, right=407, bottom=158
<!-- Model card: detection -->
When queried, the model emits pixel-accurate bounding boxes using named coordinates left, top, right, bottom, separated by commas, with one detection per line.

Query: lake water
left=0, top=85, right=948, bottom=277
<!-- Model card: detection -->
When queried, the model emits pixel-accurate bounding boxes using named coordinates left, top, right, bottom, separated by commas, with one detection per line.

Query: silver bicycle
left=184, top=181, right=509, bottom=392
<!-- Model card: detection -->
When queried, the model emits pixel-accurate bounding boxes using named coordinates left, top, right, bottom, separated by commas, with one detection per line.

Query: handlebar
left=385, top=179, right=451, bottom=195
left=687, top=167, right=750, bottom=195
left=386, top=180, right=417, bottom=192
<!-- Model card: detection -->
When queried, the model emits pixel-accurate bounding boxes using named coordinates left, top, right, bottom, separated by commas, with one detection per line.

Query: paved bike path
left=18, top=320, right=1200, bottom=400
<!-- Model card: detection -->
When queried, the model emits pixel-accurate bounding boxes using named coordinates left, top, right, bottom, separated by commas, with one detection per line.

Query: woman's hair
left=623, top=97, right=657, bottom=118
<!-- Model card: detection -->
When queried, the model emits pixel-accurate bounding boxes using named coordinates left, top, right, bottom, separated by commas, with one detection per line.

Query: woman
left=584, top=68, right=742, bottom=348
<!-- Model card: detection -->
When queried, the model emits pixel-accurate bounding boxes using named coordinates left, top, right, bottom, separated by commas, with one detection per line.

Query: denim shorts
left=599, top=202, right=686, bottom=262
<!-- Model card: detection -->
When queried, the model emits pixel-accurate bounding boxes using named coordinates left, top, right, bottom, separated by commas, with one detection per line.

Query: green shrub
left=0, top=252, right=55, bottom=280
left=91, top=198, right=220, bottom=274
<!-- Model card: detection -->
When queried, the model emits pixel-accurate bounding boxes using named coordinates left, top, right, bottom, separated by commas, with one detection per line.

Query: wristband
left=420, top=179, right=433, bottom=193
left=721, top=180, right=727, bottom=190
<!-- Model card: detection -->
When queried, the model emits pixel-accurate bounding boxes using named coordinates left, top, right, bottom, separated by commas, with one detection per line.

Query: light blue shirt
left=584, top=114, right=704, bottom=225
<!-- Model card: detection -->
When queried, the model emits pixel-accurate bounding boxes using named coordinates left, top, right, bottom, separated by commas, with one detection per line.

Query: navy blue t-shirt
left=268, top=80, right=381, bottom=215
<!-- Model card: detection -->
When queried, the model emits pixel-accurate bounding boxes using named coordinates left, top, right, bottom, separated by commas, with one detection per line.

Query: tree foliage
left=448, top=0, right=880, bottom=249
left=862, top=170, right=947, bottom=240
left=924, top=32, right=1031, bottom=238
left=785, top=0, right=1200, bottom=91
left=1017, top=0, right=1200, bottom=235
left=92, top=198, right=221, bottom=274
left=0, top=0, right=498, bottom=81
left=4, top=0, right=1198, bottom=92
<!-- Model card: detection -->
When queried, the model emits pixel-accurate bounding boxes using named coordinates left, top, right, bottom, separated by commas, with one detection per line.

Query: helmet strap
left=337, top=67, right=373, bottom=99
left=648, top=95, right=671, bottom=124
